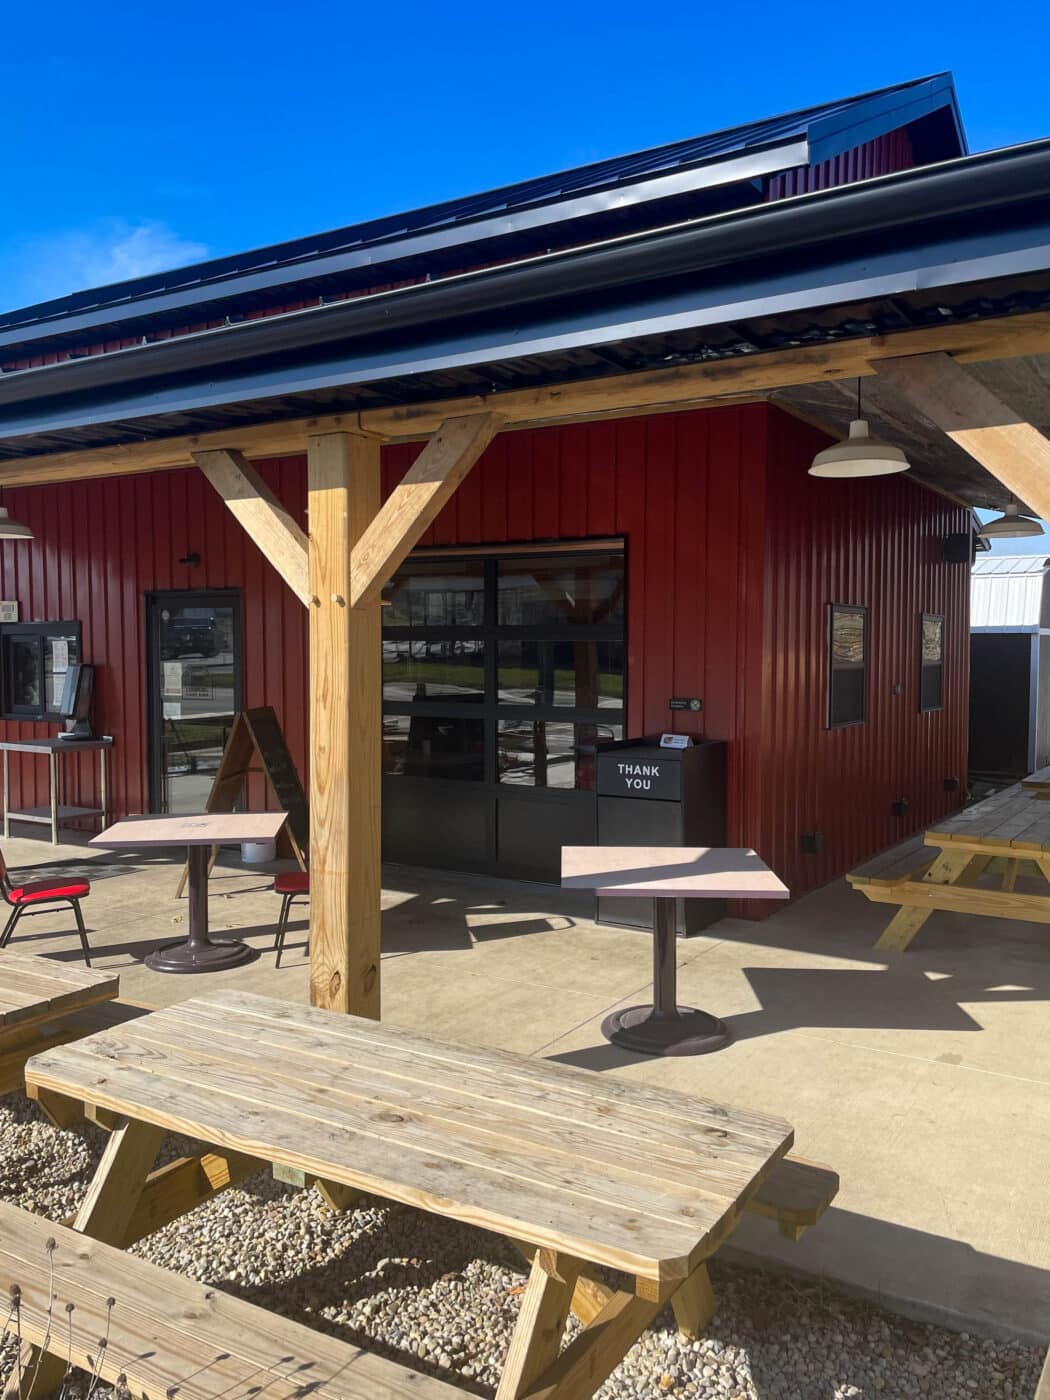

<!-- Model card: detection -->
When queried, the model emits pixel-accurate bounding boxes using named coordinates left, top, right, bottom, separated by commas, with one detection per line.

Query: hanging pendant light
left=809, top=379, right=910, bottom=479
left=0, top=506, right=33, bottom=541
left=977, top=502, right=1043, bottom=539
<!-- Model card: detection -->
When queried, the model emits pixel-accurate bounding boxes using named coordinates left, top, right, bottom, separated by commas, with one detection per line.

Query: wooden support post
left=873, top=352, right=1050, bottom=521
left=194, top=448, right=310, bottom=604
left=307, top=431, right=382, bottom=1017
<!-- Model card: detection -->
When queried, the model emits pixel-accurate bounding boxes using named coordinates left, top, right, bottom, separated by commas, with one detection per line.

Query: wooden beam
left=350, top=413, right=502, bottom=608
left=2, top=311, right=1050, bottom=488
left=195, top=448, right=310, bottom=604
left=873, top=351, right=1050, bottom=521
left=307, top=431, right=382, bottom=1018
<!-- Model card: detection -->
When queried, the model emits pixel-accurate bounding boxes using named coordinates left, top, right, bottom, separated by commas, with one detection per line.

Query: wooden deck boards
left=24, top=989, right=793, bottom=1284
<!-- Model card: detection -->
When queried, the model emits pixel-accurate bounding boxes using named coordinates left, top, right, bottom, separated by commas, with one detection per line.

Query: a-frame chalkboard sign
left=175, top=706, right=308, bottom=896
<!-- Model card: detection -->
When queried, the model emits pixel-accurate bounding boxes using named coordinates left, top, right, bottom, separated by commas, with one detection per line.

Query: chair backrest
left=0, top=846, right=9, bottom=891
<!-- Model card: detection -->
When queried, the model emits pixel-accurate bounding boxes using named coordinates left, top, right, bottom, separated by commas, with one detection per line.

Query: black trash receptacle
left=595, top=735, right=727, bottom=935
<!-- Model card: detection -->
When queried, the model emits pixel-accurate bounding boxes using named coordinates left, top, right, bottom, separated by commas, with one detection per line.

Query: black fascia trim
left=0, top=189, right=1048, bottom=443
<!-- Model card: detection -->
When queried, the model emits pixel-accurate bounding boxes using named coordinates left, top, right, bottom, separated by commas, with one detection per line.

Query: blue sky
left=3, top=0, right=1049, bottom=313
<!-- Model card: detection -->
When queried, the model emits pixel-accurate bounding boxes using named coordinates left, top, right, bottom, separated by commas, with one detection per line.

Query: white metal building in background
left=970, top=555, right=1050, bottom=777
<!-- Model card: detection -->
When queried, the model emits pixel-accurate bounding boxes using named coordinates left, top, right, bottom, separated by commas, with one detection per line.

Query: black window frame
left=827, top=603, right=868, bottom=730
left=0, top=620, right=82, bottom=722
left=920, top=611, right=946, bottom=714
left=381, top=545, right=627, bottom=792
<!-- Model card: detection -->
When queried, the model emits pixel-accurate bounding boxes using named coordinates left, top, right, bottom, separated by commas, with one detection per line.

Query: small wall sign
left=0, top=602, right=19, bottom=622
left=668, top=697, right=702, bottom=712
left=596, top=753, right=682, bottom=800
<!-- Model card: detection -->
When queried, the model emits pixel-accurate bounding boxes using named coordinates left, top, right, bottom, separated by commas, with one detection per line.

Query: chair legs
left=274, top=894, right=309, bottom=968
left=0, top=899, right=92, bottom=966
left=71, top=900, right=92, bottom=967
left=0, top=903, right=23, bottom=949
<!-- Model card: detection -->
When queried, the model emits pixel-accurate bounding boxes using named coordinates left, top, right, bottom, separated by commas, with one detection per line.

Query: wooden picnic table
left=848, top=782, right=1050, bottom=952
left=23, top=989, right=796, bottom=1399
left=0, top=949, right=119, bottom=1094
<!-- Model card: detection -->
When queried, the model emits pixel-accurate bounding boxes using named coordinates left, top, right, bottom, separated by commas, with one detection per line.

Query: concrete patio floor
left=4, top=828, right=1049, bottom=1347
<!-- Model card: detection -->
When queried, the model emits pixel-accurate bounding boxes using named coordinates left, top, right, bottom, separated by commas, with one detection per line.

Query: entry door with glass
left=146, top=590, right=244, bottom=814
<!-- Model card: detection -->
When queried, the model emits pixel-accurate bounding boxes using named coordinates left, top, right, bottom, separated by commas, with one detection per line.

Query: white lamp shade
left=977, top=504, right=1043, bottom=538
left=808, top=419, right=910, bottom=478
left=0, top=506, right=33, bottom=541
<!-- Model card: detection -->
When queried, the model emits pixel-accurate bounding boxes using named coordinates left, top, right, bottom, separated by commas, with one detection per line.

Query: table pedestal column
left=145, top=846, right=253, bottom=973
left=601, top=897, right=731, bottom=1056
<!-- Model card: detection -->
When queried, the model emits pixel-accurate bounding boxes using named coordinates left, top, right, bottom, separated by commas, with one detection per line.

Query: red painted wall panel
left=752, top=408, right=970, bottom=905
left=0, top=403, right=969, bottom=920
left=766, top=129, right=915, bottom=201
left=0, top=458, right=310, bottom=821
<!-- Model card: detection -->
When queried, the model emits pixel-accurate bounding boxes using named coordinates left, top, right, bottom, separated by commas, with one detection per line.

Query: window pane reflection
left=383, top=713, right=485, bottom=781
left=497, top=554, right=624, bottom=626
left=384, top=562, right=485, bottom=628
left=383, top=639, right=485, bottom=702
left=497, top=639, right=624, bottom=707
left=498, top=720, right=623, bottom=789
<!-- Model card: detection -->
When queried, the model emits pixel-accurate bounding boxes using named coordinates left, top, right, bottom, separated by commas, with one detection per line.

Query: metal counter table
left=0, top=737, right=112, bottom=844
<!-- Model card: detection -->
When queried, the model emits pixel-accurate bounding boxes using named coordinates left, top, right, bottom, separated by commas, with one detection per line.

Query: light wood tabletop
left=0, top=950, right=118, bottom=1033
left=24, top=988, right=792, bottom=1284
left=90, top=811, right=287, bottom=848
left=0, top=950, right=120, bottom=1096
left=562, top=846, right=790, bottom=899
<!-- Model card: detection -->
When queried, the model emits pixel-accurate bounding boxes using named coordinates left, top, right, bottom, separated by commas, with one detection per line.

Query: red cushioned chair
left=0, top=848, right=92, bottom=965
left=273, top=870, right=309, bottom=968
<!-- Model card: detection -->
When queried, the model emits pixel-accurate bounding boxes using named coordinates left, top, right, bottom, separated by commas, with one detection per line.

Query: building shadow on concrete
left=721, top=963, right=1050, bottom=1043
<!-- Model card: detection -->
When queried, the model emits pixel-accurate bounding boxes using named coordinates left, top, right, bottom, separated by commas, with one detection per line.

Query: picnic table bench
left=0, top=950, right=121, bottom=1096
left=0, top=1201, right=458, bottom=1400
left=848, top=784, right=1050, bottom=952
left=13, top=989, right=837, bottom=1400
left=1022, top=765, right=1050, bottom=796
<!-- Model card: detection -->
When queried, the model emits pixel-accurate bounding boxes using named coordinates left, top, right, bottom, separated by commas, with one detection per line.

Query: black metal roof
left=0, top=131, right=1041, bottom=460
left=0, top=73, right=964, bottom=356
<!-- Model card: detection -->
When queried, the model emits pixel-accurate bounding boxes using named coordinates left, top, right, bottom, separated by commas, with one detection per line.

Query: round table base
left=601, top=1004, right=732, bottom=1057
left=145, top=938, right=253, bottom=974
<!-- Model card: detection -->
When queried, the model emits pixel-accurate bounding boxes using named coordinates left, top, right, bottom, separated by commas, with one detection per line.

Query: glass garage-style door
left=381, top=546, right=625, bottom=880
left=146, top=590, right=244, bottom=814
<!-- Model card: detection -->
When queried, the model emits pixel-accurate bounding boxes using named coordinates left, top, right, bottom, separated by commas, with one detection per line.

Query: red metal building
left=0, top=399, right=970, bottom=911
left=0, top=73, right=979, bottom=912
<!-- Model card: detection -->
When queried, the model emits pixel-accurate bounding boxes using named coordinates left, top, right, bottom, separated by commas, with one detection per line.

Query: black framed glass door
left=146, top=590, right=244, bottom=814
left=381, top=546, right=625, bottom=880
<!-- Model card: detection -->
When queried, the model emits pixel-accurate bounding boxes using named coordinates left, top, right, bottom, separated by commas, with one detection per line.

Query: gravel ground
left=0, top=1092, right=1042, bottom=1400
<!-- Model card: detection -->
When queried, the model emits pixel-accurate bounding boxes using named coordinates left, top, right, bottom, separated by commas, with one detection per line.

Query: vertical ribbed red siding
left=753, top=407, right=970, bottom=904
left=0, top=458, right=309, bottom=819
left=766, top=129, right=915, bottom=201
left=0, top=403, right=968, bottom=918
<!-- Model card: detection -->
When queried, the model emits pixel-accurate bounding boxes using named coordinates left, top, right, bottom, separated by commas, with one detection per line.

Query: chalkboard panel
left=242, top=707, right=309, bottom=854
